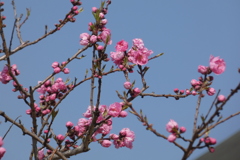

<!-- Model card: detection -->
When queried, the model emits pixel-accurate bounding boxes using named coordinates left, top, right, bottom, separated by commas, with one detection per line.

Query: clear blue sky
left=0, top=0, right=239, bottom=159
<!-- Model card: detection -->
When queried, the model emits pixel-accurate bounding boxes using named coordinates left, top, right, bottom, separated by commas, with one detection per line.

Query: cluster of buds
left=200, top=137, right=217, bottom=153
left=37, top=78, right=73, bottom=108
left=0, top=137, right=6, bottom=159
left=26, top=103, right=51, bottom=117
left=0, top=64, right=20, bottom=84
left=52, top=61, right=70, bottom=74
left=0, top=2, right=6, bottom=28
left=166, top=119, right=186, bottom=142
left=123, top=81, right=141, bottom=97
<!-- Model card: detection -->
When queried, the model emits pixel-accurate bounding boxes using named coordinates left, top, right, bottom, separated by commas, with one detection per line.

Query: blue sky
left=0, top=0, right=239, bottom=159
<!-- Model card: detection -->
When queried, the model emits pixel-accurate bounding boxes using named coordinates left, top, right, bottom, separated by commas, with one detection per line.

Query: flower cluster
left=0, top=64, right=20, bottom=84
left=79, top=5, right=112, bottom=47
left=200, top=137, right=217, bottom=153
left=174, top=56, right=226, bottom=97
left=0, top=137, right=6, bottom=159
left=34, top=78, right=72, bottom=117
left=52, top=61, right=70, bottom=74
left=110, top=39, right=153, bottom=70
left=166, top=119, right=186, bottom=142
left=109, top=128, right=135, bottom=149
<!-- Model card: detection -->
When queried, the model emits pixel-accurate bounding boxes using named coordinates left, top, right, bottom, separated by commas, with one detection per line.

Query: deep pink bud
left=66, top=121, right=74, bottom=128
left=180, top=126, right=186, bottom=133
left=124, top=81, right=131, bottom=89
left=52, top=62, right=59, bottom=68
left=92, top=7, right=98, bottom=13
left=209, top=147, right=215, bottom=153
left=49, top=93, right=56, bottom=101
left=72, top=6, right=78, bottom=11
left=167, top=134, right=177, bottom=142
left=0, top=137, right=3, bottom=147
left=207, top=87, right=215, bottom=96
left=192, top=91, right=197, bottom=96
left=0, top=147, right=6, bottom=159
left=26, top=109, right=32, bottom=115
left=56, top=134, right=65, bottom=141
left=217, top=95, right=226, bottom=102
left=174, top=88, right=179, bottom=93
left=198, top=65, right=208, bottom=74
left=54, top=67, right=61, bottom=73
left=119, top=111, right=128, bottom=118
left=179, top=90, right=184, bottom=95
left=44, top=130, right=49, bottom=134
left=97, top=45, right=104, bottom=50
left=209, top=137, right=217, bottom=145
left=101, top=140, right=112, bottom=147
left=63, top=68, right=70, bottom=74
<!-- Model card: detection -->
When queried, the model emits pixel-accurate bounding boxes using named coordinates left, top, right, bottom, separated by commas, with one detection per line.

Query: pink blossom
left=209, top=55, right=226, bottom=75
left=185, top=89, right=191, bottom=95
left=207, top=87, right=215, bottom=96
left=124, top=137, right=134, bottom=149
left=167, top=134, right=177, bottom=142
left=79, top=33, right=90, bottom=46
left=101, top=140, right=112, bottom=147
left=98, top=123, right=112, bottom=135
left=90, top=35, right=97, bottom=43
left=0, top=65, right=20, bottom=84
left=0, top=147, right=6, bottom=159
left=166, top=119, right=178, bottom=133
left=49, top=93, right=56, bottom=100
left=128, top=48, right=153, bottom=65
left=110, top=51, right=124, bottom=61
left=56, top=134, right=65, bottom=141
left=0, top=137, right=3, bottom=147
left=99, top=28, right=112, bottom=45
left=120, top=128, right=135, bottom=139
left=108, top=102, right=122, bottom=117
left=133, top=38, right=144, bottom=50
left=217, top=95, right=226, bottom=102
left=83, top=106, right=95, bottom=118
left=198, top=65, right=208, bottom=74
left=99, top=12, right=105, bottom=19
left=132, top=87, right=141, bottom=97
left=115, top=40, right=128, bottom=52
left=37, top=149, right=44, bottom=160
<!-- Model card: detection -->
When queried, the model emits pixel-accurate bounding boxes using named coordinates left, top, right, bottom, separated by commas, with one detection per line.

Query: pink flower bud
left=209, top=137, right=217, bottom=145
left=99, top=12, right=105, bottom=19
left=173, top=88, right=179, bottom=93
left=52, top=62, right=59, bottom=68
left=63, top=68, right=70, bottom=74
left=198, top=65, right=208, bottom=74
left=167, top=134, right=177, bottom=142
left=49, top=93, right=56, bottom=101
left=124, top=81, right=131, bottom=89
left=191, top=79, right=198, bottom=86
left=101, top=140, right=112, bottom=147
left=66, top=121, right=74, bottom=128
left=180, top=126, right=186, bottom=133
left=0, top=137, right=3, bottom=147
left=207, top=87, right=215, bottom=96
left=92, top=7, right=98, bottom=13
left=133, top=87, right=141, bottom=94
left=26, top=109, right=32, bottom=115
left=0, top=147, right=6, bottom=159
left=54, top=67, right=61, bottom=73
left=44, top=130, right=49, bottom=134
left=200, top=138, right=205, bottom=142
left=179, top=90, right=184, bottom=95
left=101, top=19, right=108, bottom=25
left=56, top=134, right=65, bottom=141
left=72, top=6, right=78, bottom=11
left=192, top=90, right=197, bottom=96
left=217, top=95, right=226, bottom=102
left=90, top=35, right=97, bottom=43
left=119, top=111, right=128, bottom=118
left=209, top=147, right=215, bottom=153
left=185, top=89, right=191, bottom=95
left=97, top=45, right=104, bottom=50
